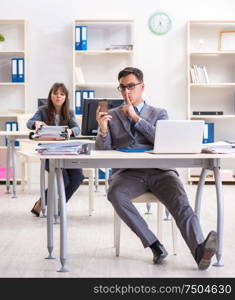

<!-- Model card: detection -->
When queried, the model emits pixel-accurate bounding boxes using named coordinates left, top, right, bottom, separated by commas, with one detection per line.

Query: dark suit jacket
left=95, top=102, right=177, bottom=176
left=26, top=106, right=80, bottom=137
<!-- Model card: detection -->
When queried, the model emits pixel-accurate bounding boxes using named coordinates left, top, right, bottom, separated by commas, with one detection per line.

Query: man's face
left=119, top=74, right=144, bottom=106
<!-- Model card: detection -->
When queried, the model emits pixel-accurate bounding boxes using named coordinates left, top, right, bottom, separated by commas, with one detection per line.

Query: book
left=75, top=67, right=85, bottom=84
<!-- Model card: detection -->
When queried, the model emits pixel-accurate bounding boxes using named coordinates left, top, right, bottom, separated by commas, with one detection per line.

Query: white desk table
left=35, top=150, right=234, bottom=272
left=0, top=131, right=30, bottom=197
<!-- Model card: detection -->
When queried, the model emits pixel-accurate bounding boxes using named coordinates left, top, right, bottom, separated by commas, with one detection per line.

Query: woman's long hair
left=45, top=82, right=70, bottom=125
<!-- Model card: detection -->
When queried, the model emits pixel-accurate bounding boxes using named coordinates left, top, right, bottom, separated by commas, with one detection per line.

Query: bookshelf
left=0, top=19, right=27, bottom=181
left=72, top=19, right=134, bottom=112
left=187, top=20, right=235, bottom=183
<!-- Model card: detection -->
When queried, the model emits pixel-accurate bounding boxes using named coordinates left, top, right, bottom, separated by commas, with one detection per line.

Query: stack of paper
left=35, top=141, right=91, bottom=155
left=30, top=126, right=68, bottom=140
left=201, top=141, right=235, bottom=154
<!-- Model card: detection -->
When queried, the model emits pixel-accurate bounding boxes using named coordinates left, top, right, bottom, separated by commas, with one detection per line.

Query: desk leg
left=40, top=159, right=46, bottom=218
left=45, top=160, right=55, bottom=260
left=195, top=168, right=207, bottom=218
left=5, top=140, right=11, bottom=194
left=54, top=177, right=59, bottom=224
left=56, top=167, right=68, bottom=272
left=105, top=168, right=109, bottom=194
left=11, top=139, right=17, bottom=198
left=213, top=166, right=224, bottom=267
left=95, top=168, right=99, bottom=192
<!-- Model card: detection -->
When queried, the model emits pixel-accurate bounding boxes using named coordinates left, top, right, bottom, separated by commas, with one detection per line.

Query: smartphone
left=99, top=99, right=108, bottom=113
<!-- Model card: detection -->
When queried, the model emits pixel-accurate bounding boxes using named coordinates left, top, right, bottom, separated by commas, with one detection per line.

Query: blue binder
left=75, top=90, right=82, bottom=114
left=5, top=121, right=19, bottom=146
left=17, top=58, right=24, bottom=82
left=75, top=26, right=81, bottom=50
left=11, top=58, right=18, bottom=82
left=81, top=26, right=87, bottom=50
left=203, top=122, right=214, bottom=143
left=88, top=90, right=95, bottom=99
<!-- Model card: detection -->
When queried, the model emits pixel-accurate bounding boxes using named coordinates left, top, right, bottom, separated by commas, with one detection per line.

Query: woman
left=27, top=82, right=84, bottom=216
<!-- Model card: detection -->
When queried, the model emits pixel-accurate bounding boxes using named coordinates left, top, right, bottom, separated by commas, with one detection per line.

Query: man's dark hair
left=118, top=67, right=143, bottom=82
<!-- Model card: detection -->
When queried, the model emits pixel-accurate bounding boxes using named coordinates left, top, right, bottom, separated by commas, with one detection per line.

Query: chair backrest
left=16, top=113, right=34, bottom=131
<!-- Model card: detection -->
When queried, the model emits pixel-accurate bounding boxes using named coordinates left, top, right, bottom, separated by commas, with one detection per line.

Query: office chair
left=113, top=192, right=178, bottom=257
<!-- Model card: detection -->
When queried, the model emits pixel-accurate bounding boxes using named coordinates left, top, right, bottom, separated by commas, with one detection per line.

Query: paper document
left=201, top=141, right=235, bottom=154
left=35, top=141, right=91, bottom=155
left=30, top=126, right=68, bottom=140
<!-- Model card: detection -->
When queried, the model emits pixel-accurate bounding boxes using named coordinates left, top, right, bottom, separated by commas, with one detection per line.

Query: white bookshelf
left=72, top=19, right=134, bottom=106
left=187, top=20, right=235, bottom=183
left=0, top=19, right=27, bottom=180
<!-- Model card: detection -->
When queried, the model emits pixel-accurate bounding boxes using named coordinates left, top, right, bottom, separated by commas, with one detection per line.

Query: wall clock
left=148, top=12, right=172, bottom=35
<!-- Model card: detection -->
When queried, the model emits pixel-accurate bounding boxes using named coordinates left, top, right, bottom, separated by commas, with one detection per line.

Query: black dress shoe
left=150, top=241, right=168, bottom=264
left=195, top=230, right=217, bottom=270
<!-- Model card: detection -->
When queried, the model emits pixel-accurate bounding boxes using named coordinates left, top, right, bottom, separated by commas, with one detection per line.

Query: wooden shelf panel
left=188, top=176, right=235, bottom=183
left=191, top=115, right=235, bottom=119
left=190, top=83, right=235, bottom=87
left=75, top=50, right=133, bottom=55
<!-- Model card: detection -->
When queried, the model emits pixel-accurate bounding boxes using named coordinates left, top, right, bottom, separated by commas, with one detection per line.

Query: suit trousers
left=107, top=168, right=204, bottom=256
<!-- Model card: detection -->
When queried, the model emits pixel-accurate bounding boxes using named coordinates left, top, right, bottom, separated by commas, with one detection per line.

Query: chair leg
left=157, top=202, right=164, bottom=242
left=88, top=170, right=95, bottom=216
left=171, top=218, right=178, bottom=255
left=114, top=210, right=121, bottom=257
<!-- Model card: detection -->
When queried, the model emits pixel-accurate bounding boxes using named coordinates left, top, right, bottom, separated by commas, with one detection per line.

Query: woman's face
left=51, top=88, right=66, bottom=109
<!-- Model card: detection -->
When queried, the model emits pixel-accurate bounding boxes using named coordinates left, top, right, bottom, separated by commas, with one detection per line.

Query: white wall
left=1, top=0, right=235, bottom=118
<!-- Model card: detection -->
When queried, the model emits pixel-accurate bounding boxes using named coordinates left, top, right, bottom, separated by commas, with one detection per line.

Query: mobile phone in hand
left=99, top=99, right=108, bottom=113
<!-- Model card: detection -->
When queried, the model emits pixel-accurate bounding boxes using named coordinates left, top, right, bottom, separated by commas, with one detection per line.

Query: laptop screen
left=153, top=120, right=205, bottom=153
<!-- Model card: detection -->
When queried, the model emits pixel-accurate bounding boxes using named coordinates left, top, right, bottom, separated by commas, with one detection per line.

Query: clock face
left=148, top=12, right=172, bottom=35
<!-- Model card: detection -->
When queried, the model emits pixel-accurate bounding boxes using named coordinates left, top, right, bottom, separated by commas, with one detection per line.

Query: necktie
left=130, top=107, right=139, bottom=135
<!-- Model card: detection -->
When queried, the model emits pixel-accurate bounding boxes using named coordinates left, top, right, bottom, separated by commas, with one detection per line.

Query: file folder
left=88, top=90, right=95, bottom=99
left=81, top=26, right=87, bottom=50
left=75, top=26, right=81, bottom=50
left=81, top=90, right=89, bottom=114
left=11, top=58, right=18, bottom=82
left=17, top=58, right=24, bottom=82
left=203, top=122, right=214, bottom=143
left=75, top=90, right=82, bottom=114
left=11, top=122, right=19, bottom=146
left=5, top=121, right=19, bottom=146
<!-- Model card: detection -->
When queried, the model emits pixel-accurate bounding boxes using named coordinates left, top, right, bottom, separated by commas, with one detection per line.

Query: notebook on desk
left=152, top=120, right=205, bottom=154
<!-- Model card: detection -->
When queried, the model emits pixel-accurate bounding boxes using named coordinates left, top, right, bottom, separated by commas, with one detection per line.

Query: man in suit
left=95, top=67, right=217, bottom=270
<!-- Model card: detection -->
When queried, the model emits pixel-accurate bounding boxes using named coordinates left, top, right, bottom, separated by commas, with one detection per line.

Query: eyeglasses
left=117, top=82, right=142, bottom=92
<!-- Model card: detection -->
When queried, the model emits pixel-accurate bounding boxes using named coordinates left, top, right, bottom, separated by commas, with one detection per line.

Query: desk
left=35, top=150, right=234, bottom=272
left=0, top=131, right=30, bottom=197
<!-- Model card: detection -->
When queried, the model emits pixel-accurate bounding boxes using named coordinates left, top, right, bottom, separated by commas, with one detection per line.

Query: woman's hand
left=34, top=121, right=46, bottom=131
left=66, top=128, right=73, bottom=137
left=96, top=105, right=112, bottom=136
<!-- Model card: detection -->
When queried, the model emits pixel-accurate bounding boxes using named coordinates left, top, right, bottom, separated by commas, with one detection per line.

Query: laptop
left=152, top=120, right=205, bottom=154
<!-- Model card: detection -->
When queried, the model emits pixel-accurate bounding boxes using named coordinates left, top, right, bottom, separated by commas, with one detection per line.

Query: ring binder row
left=5, top=121, right=19, bottom=146
left=75, top=89, right=95, bottom=115
left=11, top=58, right=25, bottom=82
left=75, top=25, right=87, bottom=50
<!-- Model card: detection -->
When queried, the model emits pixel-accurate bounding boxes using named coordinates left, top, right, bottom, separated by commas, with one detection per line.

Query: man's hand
left=121, top=94, right=141, bottom=123
left=34, top=121, right=47, bottom=131
left=96, top=105, right=112, bottom=136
